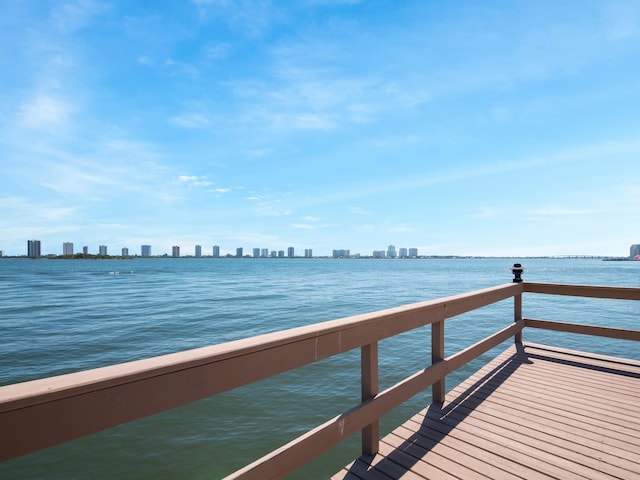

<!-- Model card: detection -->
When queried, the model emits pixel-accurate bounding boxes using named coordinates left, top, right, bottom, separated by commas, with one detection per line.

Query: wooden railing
left=1, top=280, right=638, bottom=479
left=522, top=282, right=640, bottom=341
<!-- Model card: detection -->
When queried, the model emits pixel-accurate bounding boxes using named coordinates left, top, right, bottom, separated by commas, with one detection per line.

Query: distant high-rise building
left=387, top=245, right=397, bottom=258
left=27, top=240, right=41, bottom=257
left=0, top=250, right=4, bottom=257
left=99, top=245, right=107, bottom=255
left=83, top=246, right=88, bottom=254
left=122, top=247, right=129, bottom=256
left=270, top=250, right=277, bottom=257
left=278, top=250, right=284, bottom=257
left=304, top=249, right=313, bottom=258
left=333, top=249, right=350, bottom=258
left=195, top=245, right=202, bottom=257
left=408, top=248, right=418, bottom=257
left=212, top=245, right=220, bottom=257
left=631, top=244, right=640, bottom=257
left=399, top=248, right=408, bottom=258
left=141, top=245, right=152, bottom=257
left=261, top=248, right=269, bottom=257
left=373, top=250, right=385, bottom=258
left=253, top=248, right=260, bottom=258
left=63, top=242, right=73, bottom=255
left=236, top=247, right=243, bottom=257
left=287, top=247, right=295, bottom=257
left=172, top=246, right=180, bottom=257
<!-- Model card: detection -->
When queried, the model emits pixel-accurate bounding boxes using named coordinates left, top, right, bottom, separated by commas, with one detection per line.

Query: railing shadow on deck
left=342, top=344, right=532, bottom=478
left=523, top=349, right=640, bottom=379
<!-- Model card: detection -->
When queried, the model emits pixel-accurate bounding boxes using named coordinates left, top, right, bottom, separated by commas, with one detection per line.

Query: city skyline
left=3, top=237, right=640, bottom=258
left=2, top=2, right=640, bottom=257
left=14, top=239, right=432, bottom=258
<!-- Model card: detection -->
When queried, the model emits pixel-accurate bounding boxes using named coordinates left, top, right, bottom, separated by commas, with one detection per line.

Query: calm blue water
left=0, top=257, right=638, bottom=479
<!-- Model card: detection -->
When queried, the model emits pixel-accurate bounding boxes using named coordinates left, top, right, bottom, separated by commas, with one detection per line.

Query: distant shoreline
left=1, top=254, right=635, bottom=261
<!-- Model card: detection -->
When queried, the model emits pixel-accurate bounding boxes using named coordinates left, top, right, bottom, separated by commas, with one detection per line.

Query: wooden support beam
left=524, top=318, right=640, bottom=341
left=431, top=319, right=445, bottom=404
left=361, top=343, right=379, bottom=455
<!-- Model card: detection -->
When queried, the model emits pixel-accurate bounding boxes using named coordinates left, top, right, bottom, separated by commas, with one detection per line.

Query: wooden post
left=361, top=342, right=379, bottom=455
left=431, top=319, right=445, bottom=404
left=514, top=293, right=523, bottom=343
left=511, top=263, right=524, bottom=344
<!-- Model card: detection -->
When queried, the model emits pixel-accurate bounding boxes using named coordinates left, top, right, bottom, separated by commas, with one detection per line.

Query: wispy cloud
left=203, top=42, right=232, bottom=60
left=19, top=94, right=74, bottom=127
left=164, top=58, right=199, bottom=77
left=170, top=113, right=211, bottom=128
left=245, top=193, right=293, bottom=216
left=51, top=0, right=112, bottom=33
left=530, top=207, right=602, bottom=217
left=177, top=175, right=214, bottom=187
left=349, top=206, right=370, bottom=215
left=239, top=107, right=338, bottom=131
left=389, top=225, right=415, bottom=233
left=192, top=0, right=276, bottom=37
left=137, top=56, right=154, bottom=66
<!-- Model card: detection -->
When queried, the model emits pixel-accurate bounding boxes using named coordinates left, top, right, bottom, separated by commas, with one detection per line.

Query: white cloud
left=245, top=193, right=293, bottom=216
left=530, top=207, right=601, bottom=216
left=137, top=56, right=154, bottom=66
left=349, top=206, right=370, bottom=215
left=472, top=208, right=500, bottom=219
left=204, top=42, right=232, bottom=60
left=170, top=113, right=211, bottom=128
left=51, top=0, right=111, bottom=33
left=390, top=226, right=415, bottom=233
left=19, top=95, right=74, bottom=127
left=178, top=175, right=213, bottom=187
left=239, top=108, right=337, bottom=131
left=164, top=58, right=199, bottom=77
left=192, top=0, right=275, bottom=37
left=245, top=148, right=272, bottom=157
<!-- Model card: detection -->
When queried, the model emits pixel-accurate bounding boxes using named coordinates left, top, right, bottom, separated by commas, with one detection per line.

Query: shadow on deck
left=334, top=343, right=640, bottom=479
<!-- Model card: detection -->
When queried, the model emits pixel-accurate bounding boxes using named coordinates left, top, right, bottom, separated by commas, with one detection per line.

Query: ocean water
left=0, top=257, right=638, bottom=479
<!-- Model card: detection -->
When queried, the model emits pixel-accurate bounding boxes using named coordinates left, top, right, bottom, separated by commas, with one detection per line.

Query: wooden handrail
left=0, top=282, right=520, bottom=463
left=2, top=280, right=638, bottom=479
left=524, top=282, right=640, bottom=300
left=521, top=282, right=640, bottom=341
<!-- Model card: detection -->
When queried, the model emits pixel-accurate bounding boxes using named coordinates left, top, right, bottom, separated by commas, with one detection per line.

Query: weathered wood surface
left=332, top=342, right=640, bottom=479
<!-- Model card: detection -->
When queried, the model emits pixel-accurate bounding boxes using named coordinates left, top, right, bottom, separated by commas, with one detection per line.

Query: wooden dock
left=332, top=342, right=640, bottom=480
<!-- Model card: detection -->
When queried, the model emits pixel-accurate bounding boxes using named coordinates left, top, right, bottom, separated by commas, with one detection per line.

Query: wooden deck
left=332, top=342, right=640, bottom=480
left=3, top=281, right=637, bottom=479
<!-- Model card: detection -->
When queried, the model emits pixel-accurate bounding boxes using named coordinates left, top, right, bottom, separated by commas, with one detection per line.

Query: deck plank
left=333, top=342, right=640, bottom=479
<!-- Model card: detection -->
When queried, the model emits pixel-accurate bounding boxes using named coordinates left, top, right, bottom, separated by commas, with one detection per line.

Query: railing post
left=431, top=319, right=445, bottom=404
left=361, top=342, right=379, bottom=455
left=512, top=263, right=524, bottom=344
left=514, top=293, right=523, bottom=343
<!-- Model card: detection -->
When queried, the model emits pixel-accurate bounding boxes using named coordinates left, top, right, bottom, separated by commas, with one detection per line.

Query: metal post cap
left=511, top=263, right=524, bottom=283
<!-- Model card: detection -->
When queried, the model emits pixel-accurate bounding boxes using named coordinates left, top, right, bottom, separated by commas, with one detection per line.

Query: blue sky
left=1, top=1, right=639, bottom=257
